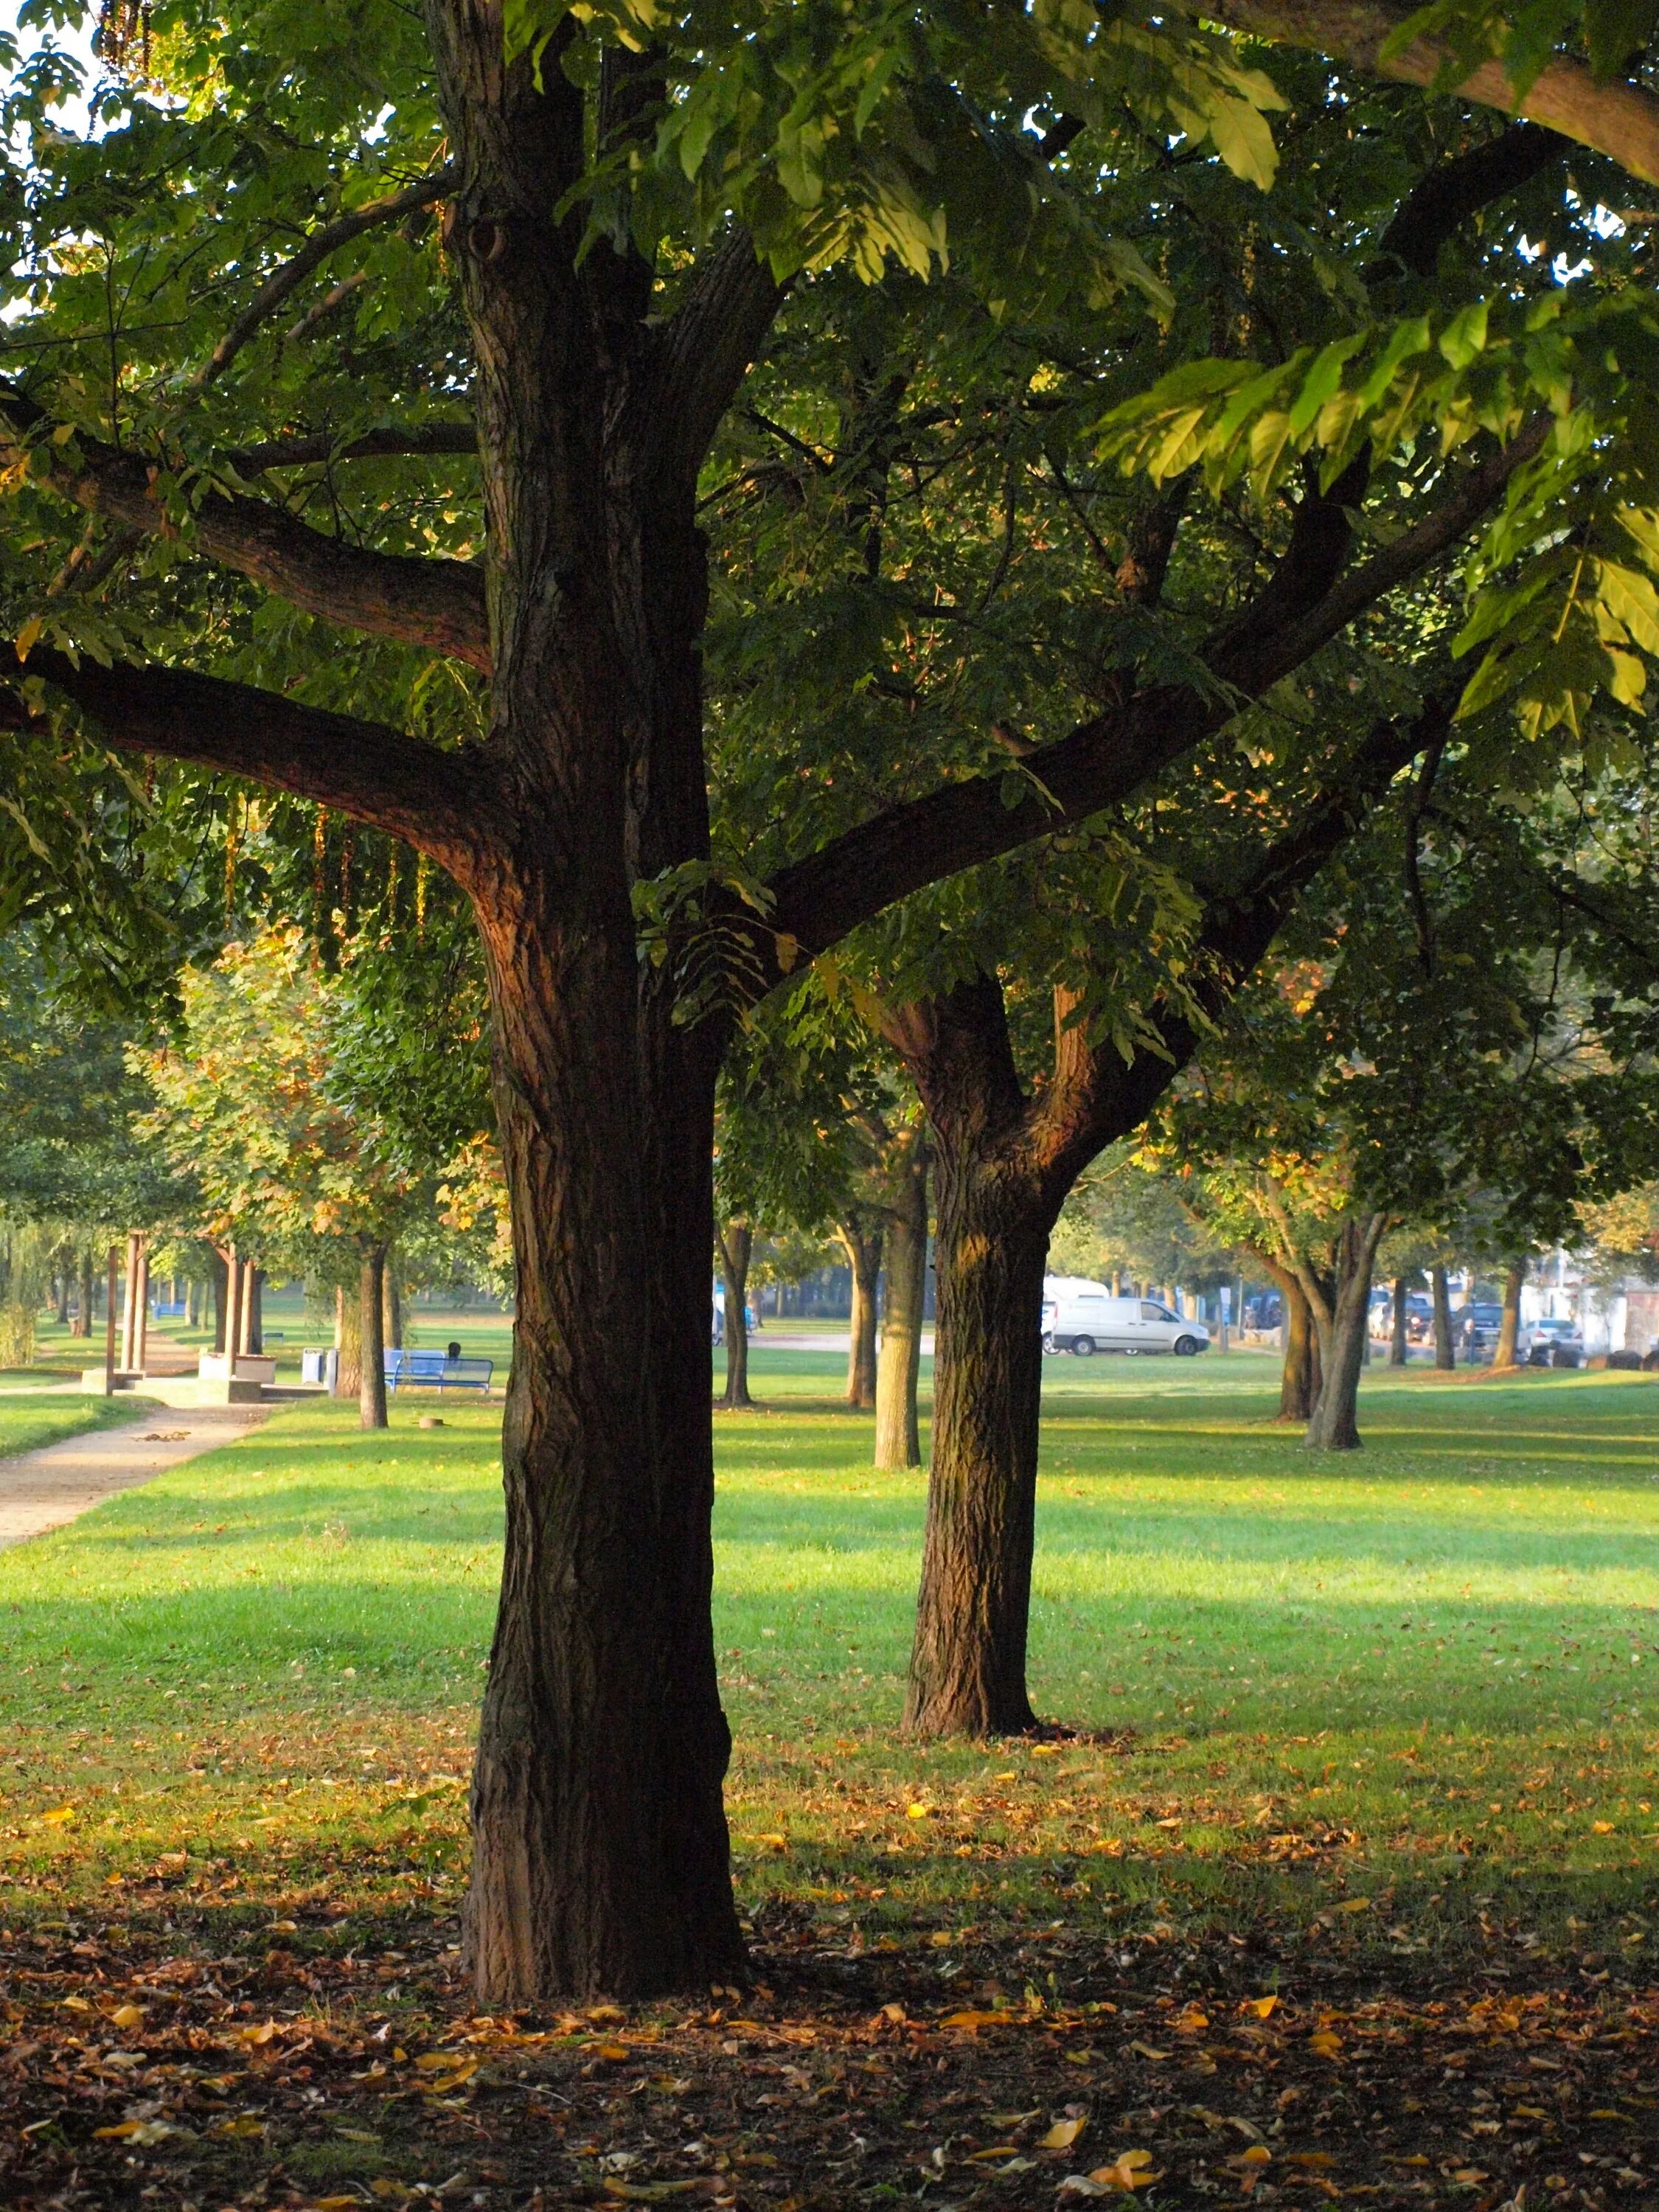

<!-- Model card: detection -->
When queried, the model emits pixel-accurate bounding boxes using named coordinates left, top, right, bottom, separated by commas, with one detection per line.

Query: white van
left=1041, top=1277, right=1210, bottom=1357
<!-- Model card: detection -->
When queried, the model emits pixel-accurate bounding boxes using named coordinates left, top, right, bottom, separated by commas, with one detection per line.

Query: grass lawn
left=0, top=1392, right=166, bottom=1456
left=0, top=1352, right=1652, bottom=2211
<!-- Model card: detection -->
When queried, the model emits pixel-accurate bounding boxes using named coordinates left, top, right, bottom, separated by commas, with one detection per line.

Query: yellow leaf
left=14, top=616, right=41, bottom=664
left=315, top=2198, right=363, bottom=2208
left=1592, top=1820, right=1615, bottom=1833
left=60, top=1995, right=92, bottom=2013
left=94, top=2121, right=143, bottom=2140
left=757, top=1832, right=787, bottom=1850
left=239, top=2020, right=278, bottom=2045
left=595, top=2041, right=630, bottom=2062
left=1308, top=2031, right=1343, bottom=2059
left=1087, top=2149, right=1161, bottom=2191
left=212, top=2116, right=265, bottom=2138
left=906, top=1804, right=930, bottom=1819
left=1285, top=2152, right=1337, bottom=2168
left=1127, top=2039, right=1170, bottom=2061
left=941, top=2008, right=1003, bottom=2030
left=109, top=2004, right=145, bottom=2029
left=1042, top=2115, right=1087, bottom=2149
left=1175, top=2006, right=1209, bottom=2033
left=929, top=1930, right=954, bottom=1947
left=1338, top=1896, right=1371, bottom=1913
left=425, top=2060, right=480, bottom=2091
left=1237, top=2146, right=1273, bottom=2165
left=414, top=2050, right=464, bottom=2071
left=1451, top=2169, right=1488, bottom=2185
left=1242, top=1995, right=1278, bottom=2018
left=38, top=1805, right=74, bottom=1824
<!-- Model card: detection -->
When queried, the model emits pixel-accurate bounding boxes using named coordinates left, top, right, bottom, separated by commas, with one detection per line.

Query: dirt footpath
left=0, top=1402, right=265, bottom=1549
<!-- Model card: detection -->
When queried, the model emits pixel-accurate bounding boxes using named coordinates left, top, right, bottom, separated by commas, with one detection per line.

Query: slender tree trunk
left=384, top=1261, right=403, bottom=1351
left=73, top=1248, right=93, bottom=1339
left=905, top=1133, right=1048, bottom=1736
left=1390, top=1275, right=1411, bottom=1365
left=1304, top=1214, right=1388, bottom=1450
left=839, top=1220, right=882, bottom=1408
left=134, top=1242, right=150, bottom=1373
left=55, top=1273, right=69, bottom=1326
left=1432, top=1263, right=1455, bottom=1368
left=240, top=1264, right=258, bottom=1355
left=335, top=1280, right=361, bottom=1399
left=717, top=1222, right=754, bottom=1409
left=120, top=1232, right=140, bottom=1373
left=1265, top=1259, right=1320, bottom=1420
left=1493, top=1258, right=1525, bottom=1369
left=874, top=1138, right=928, bottom=1470
left=360, top=1246, right=388, bottom=1430
left=210, top=1248, right=228, bottom=1352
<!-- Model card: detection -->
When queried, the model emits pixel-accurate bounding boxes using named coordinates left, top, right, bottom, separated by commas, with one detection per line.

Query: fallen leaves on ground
left=0, top=1896, right=1652, bottom=2211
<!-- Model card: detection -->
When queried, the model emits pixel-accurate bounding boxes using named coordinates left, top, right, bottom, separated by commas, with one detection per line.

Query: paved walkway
left=0, top=1403, right=266, bottom=1551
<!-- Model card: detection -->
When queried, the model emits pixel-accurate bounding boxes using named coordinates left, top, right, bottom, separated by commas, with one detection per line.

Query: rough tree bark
left=1301, top=1213, right=1390, bottom=1450
left=717, top=1222, right=754, bottom=1410
left=335, top=1281, right=362, bottom=1400
left=384, top=1263, right=403, bottom=1352
left=360, top=1245, right=389, bottom=1430
left=838, top=1216, right=883, bottom=1409
left=1493, top=1258, right=1526, bottom=1369
left=874, top=1130, right=928, bottom=1471
left=1262, top=1256, right=1321, bottom=1420
left=1432, top=1263, right=1455, bottom=1368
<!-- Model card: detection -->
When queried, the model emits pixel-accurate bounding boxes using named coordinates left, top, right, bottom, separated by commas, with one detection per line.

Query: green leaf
left=1439, top=301, right=1489, bottom=370
left=1206, top=94, right=1279, bottom=190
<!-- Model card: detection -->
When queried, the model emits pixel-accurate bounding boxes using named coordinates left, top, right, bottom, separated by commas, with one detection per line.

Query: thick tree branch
left=197, top=164, right=460, bottom=389
left=650, top=231, right=786, bottom=488
left=1373, top=118, right=1569, bottom=276
left=0, top=390, right=490, bottom=669
left=762, top=428, right=1538, bottom=970
left=1, top=647, right=488, bottom=872
left=1198, top=0, right=1659, bottom=184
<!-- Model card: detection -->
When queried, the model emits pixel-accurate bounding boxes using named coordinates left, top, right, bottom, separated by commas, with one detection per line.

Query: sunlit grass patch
left=0, top=1358, right=1652, bottom=1966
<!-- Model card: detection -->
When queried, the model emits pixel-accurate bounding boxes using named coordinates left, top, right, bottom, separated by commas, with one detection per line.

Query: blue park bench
left=383, top=1349, right=495, bottom=1395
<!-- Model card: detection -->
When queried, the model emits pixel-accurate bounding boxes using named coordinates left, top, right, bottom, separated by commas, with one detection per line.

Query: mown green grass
left=0, top=1392, right=164, bottom=1453
left=0, top=1352, right=1654, bottom=1963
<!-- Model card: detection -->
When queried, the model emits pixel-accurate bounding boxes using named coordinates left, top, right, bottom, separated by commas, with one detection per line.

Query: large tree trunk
left=839, top=1217, right=882, bottom=1408
left=1264, top=1257, right=1320, bottom=1420
left=1432, top=1263, right=1455, bottom=1368
left=360, top=1246, right=388, bottom=1430
left=1493, top=1258, right=1525, bottom=1369
left=717, top=1222, right=754, bottom=1409
left=428, top=1, right=744, bottom=2003
left=1304, top=1214, right=1388, bottom=1450
left=874, top=1136, right=928, bottom=1470
left=1390, top=1274, right=1411, bottom=1365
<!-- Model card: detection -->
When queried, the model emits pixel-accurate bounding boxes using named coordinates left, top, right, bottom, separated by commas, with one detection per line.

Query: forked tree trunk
left=717, top=1222, right=754, bottom=1409
left=1263, top=1258, right=1319, bottom=1420
left=1493, top=1258, right=1525, bottom=1368
left=1390, top=1275, right=1411, bottom=1365
left=1304, top=1213, right=1388, bottom=1450
left=360, top=1245, right=388, bottom=1430
left=839, top=1219, right=882, bottom=1408
left=1432, top=1264, right=1455, bottom=1368
left=874, top=1138, right=928, bottom=1470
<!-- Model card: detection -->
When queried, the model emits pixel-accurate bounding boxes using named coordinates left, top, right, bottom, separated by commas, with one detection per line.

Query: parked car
left=1520, top=1315, right=1584, bottom=1367
left=1455, top=1301, right=1505, bottom=1356
left=1041, top=1279, right=1210, bottom=1357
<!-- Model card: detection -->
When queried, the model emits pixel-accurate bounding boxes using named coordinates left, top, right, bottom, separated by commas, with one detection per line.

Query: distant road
left=738, top=1329, right=936, bottom=1355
